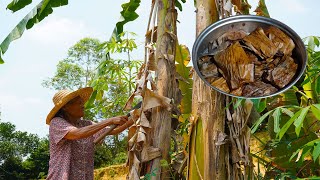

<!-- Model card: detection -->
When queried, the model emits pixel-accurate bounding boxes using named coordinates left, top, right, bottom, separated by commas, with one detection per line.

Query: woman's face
left=63, top=96, right=85, bottom=118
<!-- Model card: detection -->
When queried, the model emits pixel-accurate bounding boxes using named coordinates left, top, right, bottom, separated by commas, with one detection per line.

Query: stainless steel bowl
left=192, top=15, right=307, bottom=99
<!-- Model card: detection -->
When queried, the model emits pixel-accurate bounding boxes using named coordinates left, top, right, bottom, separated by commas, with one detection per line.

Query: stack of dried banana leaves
left=198, top=26, right=298, bottom=97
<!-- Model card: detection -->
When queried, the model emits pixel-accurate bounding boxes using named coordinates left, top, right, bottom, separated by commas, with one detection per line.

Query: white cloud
left=25, top=15, right=100, bottom=45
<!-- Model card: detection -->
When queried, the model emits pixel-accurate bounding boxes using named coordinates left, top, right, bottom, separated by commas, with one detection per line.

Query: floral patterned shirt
left=47, top=117, right=109, bottom=180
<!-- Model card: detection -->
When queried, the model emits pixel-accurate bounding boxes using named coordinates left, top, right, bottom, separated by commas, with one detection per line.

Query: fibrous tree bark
left=188, top=0, right=254, bottom=179
left=188, top=0, right=227, bottom=179
left=150, top=0, right=178, bottom=179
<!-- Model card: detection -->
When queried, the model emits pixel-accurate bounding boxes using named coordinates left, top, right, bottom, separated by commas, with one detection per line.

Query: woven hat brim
left=46, top=87, right=93, bottom=125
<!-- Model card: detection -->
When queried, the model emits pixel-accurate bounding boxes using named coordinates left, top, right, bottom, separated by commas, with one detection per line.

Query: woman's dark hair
left=54, top=109, right=66, bottom=118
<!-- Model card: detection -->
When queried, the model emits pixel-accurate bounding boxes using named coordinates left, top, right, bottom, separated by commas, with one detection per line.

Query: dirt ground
left=94, top=164, right=128, bottom=180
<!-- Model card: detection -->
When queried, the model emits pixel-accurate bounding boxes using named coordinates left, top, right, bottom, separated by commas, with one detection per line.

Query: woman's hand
left=108, top=115, right=128, bottom=126
left=109, top=118, right=134, bottom=135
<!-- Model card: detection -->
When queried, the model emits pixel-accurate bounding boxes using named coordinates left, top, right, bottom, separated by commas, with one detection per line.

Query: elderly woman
left=46, top=87, right=133, bottom=180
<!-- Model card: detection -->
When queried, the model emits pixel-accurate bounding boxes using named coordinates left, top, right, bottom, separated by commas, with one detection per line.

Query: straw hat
left=46, top=87, right=93, bottom=125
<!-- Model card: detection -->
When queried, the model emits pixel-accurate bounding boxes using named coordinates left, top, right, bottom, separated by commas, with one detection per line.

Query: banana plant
left=0, top=0, right=141, bottom=64
left=251, top=36, right=320, bottom=178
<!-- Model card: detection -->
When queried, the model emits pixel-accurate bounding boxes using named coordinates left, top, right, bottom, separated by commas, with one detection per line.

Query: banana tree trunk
left=188, top=0, right=227, bottom=179
left=150, top=0, right=177, bottom=179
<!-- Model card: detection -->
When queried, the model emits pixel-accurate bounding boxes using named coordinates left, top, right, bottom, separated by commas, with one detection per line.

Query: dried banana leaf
left=242, top=81, right=278, bottom=97
left=270, top=56, right=298, bottom=88
left=243, top=27, right=277, bottom=58
left=211, top=77, right=230, bottom=93
left=218, top=30, right=248, bottom=43
left=200, top=61, right=219, bottom=78
left=198, top=55, right=212, bottom=65
left=230, top=87, right=243, bottom=96
left=198, top=25, right=299, bottom=97
left=214, top=41, right=254, bottom=89
left=255, top=64, right=265, bottom=79
left=265, top=26, right=295, bottom=56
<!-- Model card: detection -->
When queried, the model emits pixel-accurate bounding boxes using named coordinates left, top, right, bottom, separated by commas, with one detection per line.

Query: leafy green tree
left=251, top=36, right=320, bottom=178
left=0, top=120, right=49, bottom=179
left=22, top=138, right=50, bottom=179
left=42, top=38, right=102, bottom=90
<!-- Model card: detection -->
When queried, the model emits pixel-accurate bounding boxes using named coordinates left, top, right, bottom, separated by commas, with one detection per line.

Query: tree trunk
left=188, top=0, right=227, bottom=179
left=150, top=0, right=177, bottom=179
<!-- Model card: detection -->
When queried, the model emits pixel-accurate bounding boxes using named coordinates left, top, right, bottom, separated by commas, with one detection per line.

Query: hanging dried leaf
left=137, top=131, right=146, bottom=143
left=136, top=73, right=148, bottom=94
left=129, top=166, right=140, bottom=180
left=231, top=0, right=251, bottom=15
left=145, top=26, right=157, bottom=43
left=133, top=153, right=140, bottom=170
left=136, top=63, right=146, bottom=80
left=147, top=73, right=157, bottom=91
left=128, top=132, right=138, bottom=147
left=142, top=89, right=171, bottom=111
left=128, top=125, right=137, bottom=140
left=139, top=126, right=147, bottom=134
left=124, top=93, right=136, bottom=110
left=129, top=108, right=141, bottom=122
left=147, top=50, right=157, bottom=71
left=141, top=146, right=162, bottom=162
left=140, top=112, right=151, bottom=128
left=223, top=0, right=233, bottom=14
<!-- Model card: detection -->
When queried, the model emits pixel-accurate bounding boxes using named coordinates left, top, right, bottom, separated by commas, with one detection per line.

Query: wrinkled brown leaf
left=242, top=80, right=277, bottom=97
left=129, top=166, right=140, bottom=180
left=271, top=56, right=298, bottom=88
left=124, top=93, right=136, bottom=110
left=145, top=26, right=157, bottom=43
left=265, top=26, right=295, bottom=56
left=139, top=112, right=151, bottom=128
left=211, top=77, right=230, bottom=93
left=142, top=89, right=171, bottom=110
left=133, top=153, right=140, bottom=170
left=218, top=30, right=247, bottom=42
left=147, top=50, right=157, bottom=71
left=214, top=41, right=254, bottom=89
left=141, top=146, right=162, bottom=162
left=137, top=131, right=146, bottom=143
left=243, top=27, right=277, bottom=58
left=128, top=132, right=138, bottom=147
left=200, top=61, right=219, bottom=78
left=136, top=63, right=146, bottom=80
left=147, top=73, right=157, bottom=91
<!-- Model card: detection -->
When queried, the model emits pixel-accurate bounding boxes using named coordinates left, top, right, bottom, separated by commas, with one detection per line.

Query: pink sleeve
left=49, top=117, right=77, bottom=145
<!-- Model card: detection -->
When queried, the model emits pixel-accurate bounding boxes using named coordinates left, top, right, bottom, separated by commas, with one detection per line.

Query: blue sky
left=0, top=0, right=319, bottom=137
